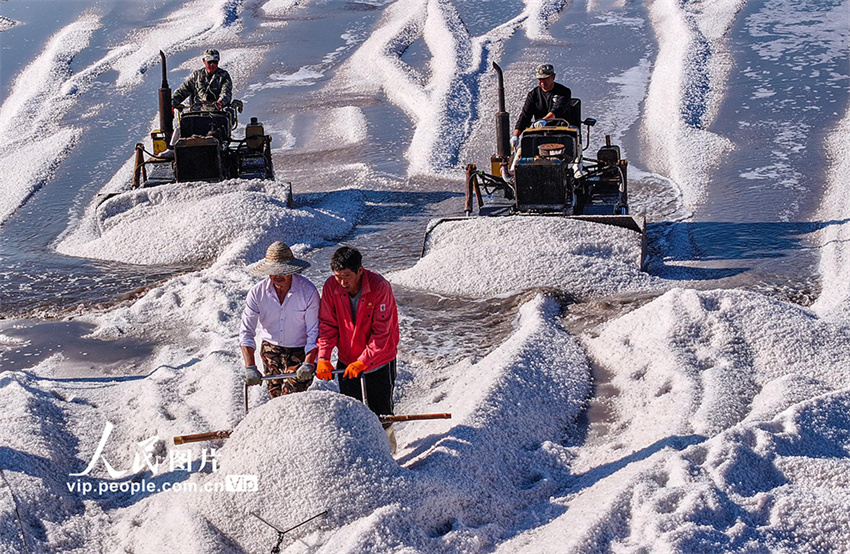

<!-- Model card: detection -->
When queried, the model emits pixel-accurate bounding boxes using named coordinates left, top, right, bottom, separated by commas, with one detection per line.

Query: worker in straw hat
left=239, top=241, right=320, bottom=397
left=510, top=63, right=572, bottom=151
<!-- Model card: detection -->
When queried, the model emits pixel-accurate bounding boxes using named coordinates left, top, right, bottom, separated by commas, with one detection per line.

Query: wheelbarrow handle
left=250, top=366, right=380, bottom=412
left=258, top=368, right=345, bottom=381
left=257, top=365, right=382, bottom=381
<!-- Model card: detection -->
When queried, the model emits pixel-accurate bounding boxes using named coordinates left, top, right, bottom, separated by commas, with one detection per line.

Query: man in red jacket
left=316, top=246, right=399, bottom=449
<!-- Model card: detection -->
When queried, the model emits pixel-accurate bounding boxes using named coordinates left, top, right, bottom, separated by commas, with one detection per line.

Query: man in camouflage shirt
left=171, top=48, right=232, bottom=109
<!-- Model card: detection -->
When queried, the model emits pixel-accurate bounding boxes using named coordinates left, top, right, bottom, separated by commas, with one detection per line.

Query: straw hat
left=249, top=241, right=310, bottom=276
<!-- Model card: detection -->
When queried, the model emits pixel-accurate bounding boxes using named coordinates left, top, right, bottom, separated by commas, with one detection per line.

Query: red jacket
left=317, top=269, right=399, bottom=369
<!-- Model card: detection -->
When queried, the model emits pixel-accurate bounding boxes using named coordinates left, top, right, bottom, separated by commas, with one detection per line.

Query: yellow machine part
left=490, top=156, right=505, bottom=176
left=151, top=130, right=168, bottom=155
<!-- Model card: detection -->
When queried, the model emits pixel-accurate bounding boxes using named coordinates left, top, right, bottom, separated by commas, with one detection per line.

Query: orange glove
left=343, top=360, right=368, bottom=379
left=316, top=359, right=335, bottom=381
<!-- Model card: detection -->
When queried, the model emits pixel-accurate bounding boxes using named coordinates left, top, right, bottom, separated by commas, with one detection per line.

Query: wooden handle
left=173, top=413, right=452, bottom=445
left=379, top=413, right=452, bottom=423
left=173, top=430, right=232, bottom=445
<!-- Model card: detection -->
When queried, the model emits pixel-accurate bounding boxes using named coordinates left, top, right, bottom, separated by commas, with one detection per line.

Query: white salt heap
left=58, top=181, right=365, bottom=266
left=108, top=294, right=592, bottom=552
left=390, top=216, right=657, bottom=298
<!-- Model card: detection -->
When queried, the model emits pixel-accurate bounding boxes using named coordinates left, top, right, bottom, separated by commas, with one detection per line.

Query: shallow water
left=0, top=318, right=156, bottom=376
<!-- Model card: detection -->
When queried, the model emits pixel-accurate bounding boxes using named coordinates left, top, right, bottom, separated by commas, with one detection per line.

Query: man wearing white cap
left=510, top=63, right=572, bottom=150
left=171, top=48, right=233, bottom=109
left=240, top=241, right=320, bottom=397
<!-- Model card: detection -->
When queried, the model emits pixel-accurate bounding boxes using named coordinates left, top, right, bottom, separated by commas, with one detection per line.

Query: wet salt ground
left=0, top=247, right=195, bottom=318
left=278, top=188, right=525, bottom=367
left=0, top=318, right=155, bottom=376
left=702, top=0, right=848, bottom=223
left=658, top=0, right=848, bottom=293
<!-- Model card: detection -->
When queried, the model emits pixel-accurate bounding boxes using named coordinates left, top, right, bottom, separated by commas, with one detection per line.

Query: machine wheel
left=263, top=141, right=275, bottom=179
left=504, top=181, right=515, bottom=200
left=572, top=190, right=586, bottom=216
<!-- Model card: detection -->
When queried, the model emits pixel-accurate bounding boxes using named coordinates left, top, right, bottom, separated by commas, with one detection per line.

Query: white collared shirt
left=239, top=274, right=320, bottom=351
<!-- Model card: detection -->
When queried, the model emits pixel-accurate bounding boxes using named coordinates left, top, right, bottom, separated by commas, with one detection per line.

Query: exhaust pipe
left=493, top=62, right=510, bottom=159
left=158, top=51, right=173, bottom=141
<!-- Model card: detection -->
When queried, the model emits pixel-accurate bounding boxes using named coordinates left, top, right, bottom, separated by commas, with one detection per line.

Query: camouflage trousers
left=260, top=342, right=308, bottom=398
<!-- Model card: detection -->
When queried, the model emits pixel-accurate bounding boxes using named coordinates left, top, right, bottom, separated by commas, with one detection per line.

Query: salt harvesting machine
left=428, top=62, right=646, bottom=268
left=131, top=51, right=275, bottom=188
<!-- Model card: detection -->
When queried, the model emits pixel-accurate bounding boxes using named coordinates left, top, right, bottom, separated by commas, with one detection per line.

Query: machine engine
left=464, top=62, right=630, bottom=219
left=131, top=51, right=274, bottom=188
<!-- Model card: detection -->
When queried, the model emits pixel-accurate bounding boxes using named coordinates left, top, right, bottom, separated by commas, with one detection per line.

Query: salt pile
left=497, top=287, right=850, bottom=552
left=108, top=294, right=591, bottom=552
left=58, top=183, right=365, bottom=266
left=390, top=216, right=657, bottom=298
